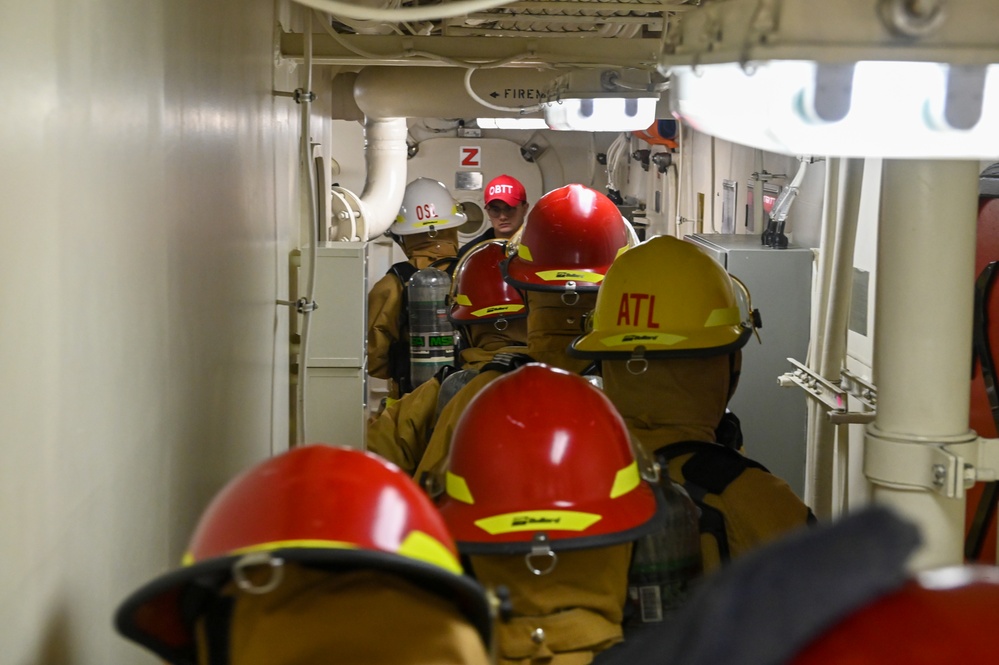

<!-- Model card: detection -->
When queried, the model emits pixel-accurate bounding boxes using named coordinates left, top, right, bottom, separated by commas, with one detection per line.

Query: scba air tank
left=408, top=267, right=456, bottom=388
left=624, top=475, right=703, bottom=630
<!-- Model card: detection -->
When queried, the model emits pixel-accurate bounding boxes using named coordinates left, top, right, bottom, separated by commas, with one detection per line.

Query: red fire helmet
left=792, top=565, right=999, bottom=664
left=435, top=363, right=660, bottom=553
left=114, top=445, right=492, bottom=664
left=502, top=184, right=630, bottom=294
left=449, top=239, right=527, bottom=325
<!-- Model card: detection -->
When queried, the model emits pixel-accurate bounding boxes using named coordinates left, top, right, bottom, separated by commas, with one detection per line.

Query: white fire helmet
left=391, top=178, right=467, bottom=236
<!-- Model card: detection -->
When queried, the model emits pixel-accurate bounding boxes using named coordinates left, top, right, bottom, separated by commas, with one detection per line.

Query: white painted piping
left=354, top=116, right=408, bottom=240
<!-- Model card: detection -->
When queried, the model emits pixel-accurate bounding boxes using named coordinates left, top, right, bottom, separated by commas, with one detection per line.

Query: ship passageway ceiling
left=280, top=0, right=704, bottom=71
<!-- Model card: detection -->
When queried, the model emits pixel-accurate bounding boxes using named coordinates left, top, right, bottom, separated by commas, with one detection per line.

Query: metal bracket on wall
left=778, top=357, right=877, bottom=424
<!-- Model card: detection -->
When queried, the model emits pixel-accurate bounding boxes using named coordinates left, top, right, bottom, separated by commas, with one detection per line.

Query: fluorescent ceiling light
left=659, top=0, right=999, bottom=158
left=542, top=97, right=657, bottom=132
left=541, top=68, right=662, bottom=132
left=669, top=60, right=999, bottom=158
left=476, top=117, right=549, bottom=130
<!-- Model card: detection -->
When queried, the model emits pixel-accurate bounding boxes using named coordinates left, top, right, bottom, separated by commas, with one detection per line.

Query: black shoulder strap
left=387, top=261, right=419, bottom=395
left=388, top=260, right=418, bottom=284
left=655, top=441, right=771, bottom=564
left=479, top=352, right=536, bottom=375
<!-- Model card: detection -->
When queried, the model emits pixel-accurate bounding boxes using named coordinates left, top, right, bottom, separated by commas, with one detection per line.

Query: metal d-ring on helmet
left=448, top=239, right=528, bottom=332
left=569, top=235, right=761, bottom=366
left=500, top=184, right=631, bottom=303
left=391, top=177, right=468, bottom=237
left=114, top=445, right=492, bottom=664
left=433, top=363, right=662, bottom=574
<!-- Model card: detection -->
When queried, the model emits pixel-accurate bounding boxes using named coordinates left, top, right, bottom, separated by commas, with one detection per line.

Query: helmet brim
left=114, top=548, right=494, bottom=663
left=448, top=303, right=528, bottom=325
left=569, top=324, right=753, bottom=359
left=501, top=256, right=608, bottom=293
left=437, top=481, right=662, bottom=555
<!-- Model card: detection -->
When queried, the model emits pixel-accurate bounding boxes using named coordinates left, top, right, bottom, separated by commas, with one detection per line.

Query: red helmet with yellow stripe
left=114, top=445, right=492, bottom=664
left=449, top=239, right=527, bottom=325
left=435, top=363, right=660, bottom=554
left=502, top=184, right=631, bottom=295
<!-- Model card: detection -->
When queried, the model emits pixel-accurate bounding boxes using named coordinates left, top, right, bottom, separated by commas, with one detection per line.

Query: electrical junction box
left=685, top=233, right=814, bottom=499
left=300, top=242, right=367, bottom=449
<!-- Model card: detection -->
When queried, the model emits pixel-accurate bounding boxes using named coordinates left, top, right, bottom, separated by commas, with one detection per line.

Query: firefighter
left=413, top=183, right=632, bottom=481
left=455, top=174, right=530, bottom=263
left=114, top=445, right=493, bottom=665
left=367, top=238, right=529, bottom=475
left=429, top=363, right=663, bottom=665
left=368, top=177, right=466, bottom=402
left=595, top=504, right=999, bottom=665
left=570, top=235, right=815, bottom=573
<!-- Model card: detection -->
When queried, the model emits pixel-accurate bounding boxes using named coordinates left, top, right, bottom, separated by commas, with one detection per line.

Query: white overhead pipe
left=865, top=159, right=980, bottom=570
left=346, top=116, right=408, bottom=241
left=352, top=66, right=556, bottom=119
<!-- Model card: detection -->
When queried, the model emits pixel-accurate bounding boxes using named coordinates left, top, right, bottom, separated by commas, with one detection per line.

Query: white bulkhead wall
left=0, top=1, right=325, bottom=662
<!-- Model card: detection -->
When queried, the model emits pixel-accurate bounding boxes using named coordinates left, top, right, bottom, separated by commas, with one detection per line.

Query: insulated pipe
left=352, top=67, right=557, bottom=120
left=866, top=159, right=980, bottom=569
left=813, top=158, right=864, bottom=517
left=805, top=157, right=841, bottom=515
left=354, top=116, right=409, bottom=240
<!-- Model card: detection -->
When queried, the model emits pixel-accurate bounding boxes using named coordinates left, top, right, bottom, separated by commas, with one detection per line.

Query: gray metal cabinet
left=685, top=234, right=813, bottom=498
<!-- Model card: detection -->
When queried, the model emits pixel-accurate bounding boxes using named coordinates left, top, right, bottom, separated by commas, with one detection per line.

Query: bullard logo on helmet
left=512, top=515, right=561, bottom=526
left=621, top=334, right=660, bottom=343
left=555, top=271, right=585, bottom=279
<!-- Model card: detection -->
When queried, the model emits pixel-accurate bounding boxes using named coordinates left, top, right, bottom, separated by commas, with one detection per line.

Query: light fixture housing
left=476, top=117, right=549, bottom=130
left=541, top=69, right=661, bottom=132
left=658, top=0, right=999, bottom=158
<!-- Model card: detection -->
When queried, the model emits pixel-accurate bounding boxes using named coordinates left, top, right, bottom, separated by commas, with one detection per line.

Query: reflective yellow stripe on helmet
left=446, top=471, right=475, bottom=504
left=472, top=304, right=525, bottom=318
left=704, top=306, right=741, bottom=327
left=610, top=461, right=641, bottom=498
left=398, top=530, right=464, bottom=574
left=455, top=294, right=474, bottom=306
left=182, top=539, right=363, bottom=565
left=474, top=510, right=602, bottom=535
left=182, top=533, right=463, bottom=576
left=600, top=332, right=687, bottom=347
left=535, top=270, right=604, bottom=283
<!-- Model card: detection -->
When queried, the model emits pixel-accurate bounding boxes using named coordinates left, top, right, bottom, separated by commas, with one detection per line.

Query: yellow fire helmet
left=569, top=235, right=760, bottom=359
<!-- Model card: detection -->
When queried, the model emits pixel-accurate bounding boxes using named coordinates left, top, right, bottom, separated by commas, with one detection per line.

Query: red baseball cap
left=484, top=175, right=527, bottom=207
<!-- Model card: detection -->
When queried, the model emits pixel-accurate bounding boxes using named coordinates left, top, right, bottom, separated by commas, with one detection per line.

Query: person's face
left=484, top=200, right=528, bottom=239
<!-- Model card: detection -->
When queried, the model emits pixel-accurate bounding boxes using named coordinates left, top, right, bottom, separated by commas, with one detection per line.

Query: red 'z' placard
left=460, top=146, right=481, bottom=167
